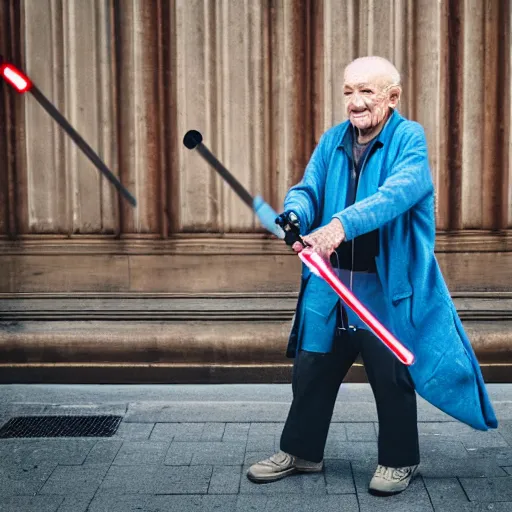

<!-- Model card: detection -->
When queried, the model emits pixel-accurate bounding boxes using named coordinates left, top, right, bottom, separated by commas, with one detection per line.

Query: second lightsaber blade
left=298, top=249, right=415, bottom=366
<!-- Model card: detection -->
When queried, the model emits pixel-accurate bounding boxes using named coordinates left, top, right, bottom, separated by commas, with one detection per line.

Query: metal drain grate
left=0, top=415, right=123, bottom=438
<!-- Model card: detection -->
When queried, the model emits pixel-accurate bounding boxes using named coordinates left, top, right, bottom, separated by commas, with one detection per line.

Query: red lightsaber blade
left=298, top=249, right=415, bottom=366
left=0, top=59, right=136, bottom=207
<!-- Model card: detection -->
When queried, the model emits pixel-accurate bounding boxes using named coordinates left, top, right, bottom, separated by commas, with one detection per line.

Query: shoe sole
left=247, top=466, right=323, bottom=484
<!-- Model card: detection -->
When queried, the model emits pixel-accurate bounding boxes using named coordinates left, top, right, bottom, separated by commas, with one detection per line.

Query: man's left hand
left=294, top=218, right=346, bottom=259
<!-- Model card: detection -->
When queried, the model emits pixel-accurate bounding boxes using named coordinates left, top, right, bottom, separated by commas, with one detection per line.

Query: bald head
left=342, top=56, right=402, bottom=143
left=344, top=56, right=401, bottom=87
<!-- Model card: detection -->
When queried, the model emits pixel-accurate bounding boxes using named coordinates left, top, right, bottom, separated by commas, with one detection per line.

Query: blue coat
left=284, top=110, right=497, bottom=431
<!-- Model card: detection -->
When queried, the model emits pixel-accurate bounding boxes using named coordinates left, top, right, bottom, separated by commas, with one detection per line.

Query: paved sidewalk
left=0, top=384, right=510, bottom=512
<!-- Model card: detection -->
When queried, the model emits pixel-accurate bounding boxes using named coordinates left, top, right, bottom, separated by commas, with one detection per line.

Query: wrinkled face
left=343, top=64, right=400, bottom=132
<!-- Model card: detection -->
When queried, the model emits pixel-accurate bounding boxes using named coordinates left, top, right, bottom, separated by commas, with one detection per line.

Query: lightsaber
left=0, top=59, right=136, bottom=207
left=183, top=129, right=414, bottom=365
left=299, top=249, right=415, bottom=365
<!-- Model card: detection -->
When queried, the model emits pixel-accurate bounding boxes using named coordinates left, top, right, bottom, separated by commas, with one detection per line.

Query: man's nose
left=351, top=92, right=365, bottom=108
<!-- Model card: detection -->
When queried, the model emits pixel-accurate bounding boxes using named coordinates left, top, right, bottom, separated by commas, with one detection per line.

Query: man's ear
left=388, top=85, right=402, bottom=108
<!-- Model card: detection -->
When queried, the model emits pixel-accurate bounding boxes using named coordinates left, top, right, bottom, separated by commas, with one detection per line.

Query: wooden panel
left=115, top=0, right=161, bottom=234
left=506, top=0, right=512, bottom=228
left=436, top=252, right=512, bottom=292
left=128, top=253, right=301, bottom=293
left=174, top=0, right=271, bottom=231
left=271, top=1, right=313, bottom=208
left=62, top=0, right=118, bottom=233
left=20, top=0, right=118, bottom=234
left=414, top=0, right=449, bottom=230
left=22, top=0, right=67, bottom=233
left=0, top=255, right=129, bottom=292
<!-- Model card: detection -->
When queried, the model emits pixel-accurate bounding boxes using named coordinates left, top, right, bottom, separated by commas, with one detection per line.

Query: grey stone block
left=432, top=502, right=512, bottom=512
left=418, top=422, right=479, bottom=438
left=84, top=439, right=123, bottom=465
left=246, top=435, right=278, bottom=453
left=39, top=464, right=110, bottom=495
left=499, top=421, right=512, bottom=445
left=151, top=465, right=212, bottom=494
left=89, top=494, right=237, bottom=512
left=99, top=465, right=158, bottom=494
left=0, top=462, right=56, bottom=496
left=324, top=459, right=356, bottom=494
left=149, top=423, right=180, bottom=442
left=459, top=476, right=512, bottom=502
left=114, top=422, right=154, bottom=440
left=459, top=431, right=510, bottom=450
left=164, top=441, right=194, bottom=465
left=112, top=441, right=169, bottom=465
left=0, top=439, right=95, bottom=465
left=324, top=440, right=378, bottom=460
left=423, top=477, right=469, bottom=504
left=504, top=467, right=512, bottom=476
left=223, top=423, right=250, bottom=442
left=345, top=422, right=375, bottom=441
left=465, top=447, right=512, bottom=465
left=248, top=423, right=284, bottom=436
left=165, top=441, right=246, bottom=466
left=326, top=423, right=347, bottom=441
left=172, top=423, right=206, bottom=441
left=419, top=439, right=469, bottom=459
left=0, top=496, right=63, bottom=512
left=419, top=457, right=507, bottom=478
left=56, top=493, right=95, bottom=512
left=240, top=465, right=326, bottom=495
left=331, top=402, right=379, bottom=422
left=201, top=423, right=226, bottom=441
left=236, top=494, right=359, bottom=512
left=100, top=464, right=213, bottom=495
left=125, top=402, right=291, bottom=423
left=208, top=465, right=242, bottom=494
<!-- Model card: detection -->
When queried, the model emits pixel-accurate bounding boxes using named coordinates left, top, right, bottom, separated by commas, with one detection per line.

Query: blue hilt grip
left=253, top=196, right=285, bottom=239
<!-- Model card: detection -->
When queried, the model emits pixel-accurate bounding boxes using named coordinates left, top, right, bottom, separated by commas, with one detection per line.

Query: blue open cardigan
left=284, top=110, right=497, bottom=431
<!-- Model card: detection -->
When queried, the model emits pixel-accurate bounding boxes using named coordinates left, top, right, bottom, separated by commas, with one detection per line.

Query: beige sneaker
left=246, top=450, right=323, bottom=483
left=368, top=464, right=419, bottom=496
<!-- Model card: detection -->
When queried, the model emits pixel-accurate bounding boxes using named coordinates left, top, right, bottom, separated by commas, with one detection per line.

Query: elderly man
left=247, top=56, right=497, bottom=496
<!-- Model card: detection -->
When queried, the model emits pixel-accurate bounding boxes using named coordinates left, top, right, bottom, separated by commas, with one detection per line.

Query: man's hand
left=293, top=218, right=346, bottom=258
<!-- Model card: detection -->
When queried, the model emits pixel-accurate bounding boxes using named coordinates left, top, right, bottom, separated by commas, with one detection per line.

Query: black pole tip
left=183, top=130, right=203, bottom=150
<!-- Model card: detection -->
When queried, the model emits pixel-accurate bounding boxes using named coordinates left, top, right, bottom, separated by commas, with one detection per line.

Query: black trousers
left=280, top=327, right=420, bottom=467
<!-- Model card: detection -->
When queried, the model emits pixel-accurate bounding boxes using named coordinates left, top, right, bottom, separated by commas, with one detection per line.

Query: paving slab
left=0, top=462, right=56, bottom=496
left=0, top=495, right=64, bottom=512
left=0, top=439, right=95, bottom=465
left=432, top=502, right=512, bottom=512
left=418, top=456, right=508, bottom=478
left=39, top=463, right=110, bottom=496
left=323, top=459, right=356, bottom=494
left=459, top=476, right=512, bottom=502
left=165, top=441, right=246, bottom=465
left=100, top=464, right=214, bottom=495
left=89, top=494, right=238, bottom=512
left=423, top=477, right=469, bottom=504
left=55, top=493, right=95, bottom=512
left=113, top=422, right=154, bottom=440
left=345, top=422, right=376, bottom=441
left=237, top=494, right=359, bottom=512
left=84, top=439, right=123, bottom=465
left=112, top=441, right=169, bottom=465
left=324, top=440, right=378, bottom=460
left=208, top=465, right=242, bottom=494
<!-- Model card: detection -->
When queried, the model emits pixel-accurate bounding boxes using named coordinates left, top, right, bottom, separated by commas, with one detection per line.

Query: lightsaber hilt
left=183, top=130, right=253, bottom=208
